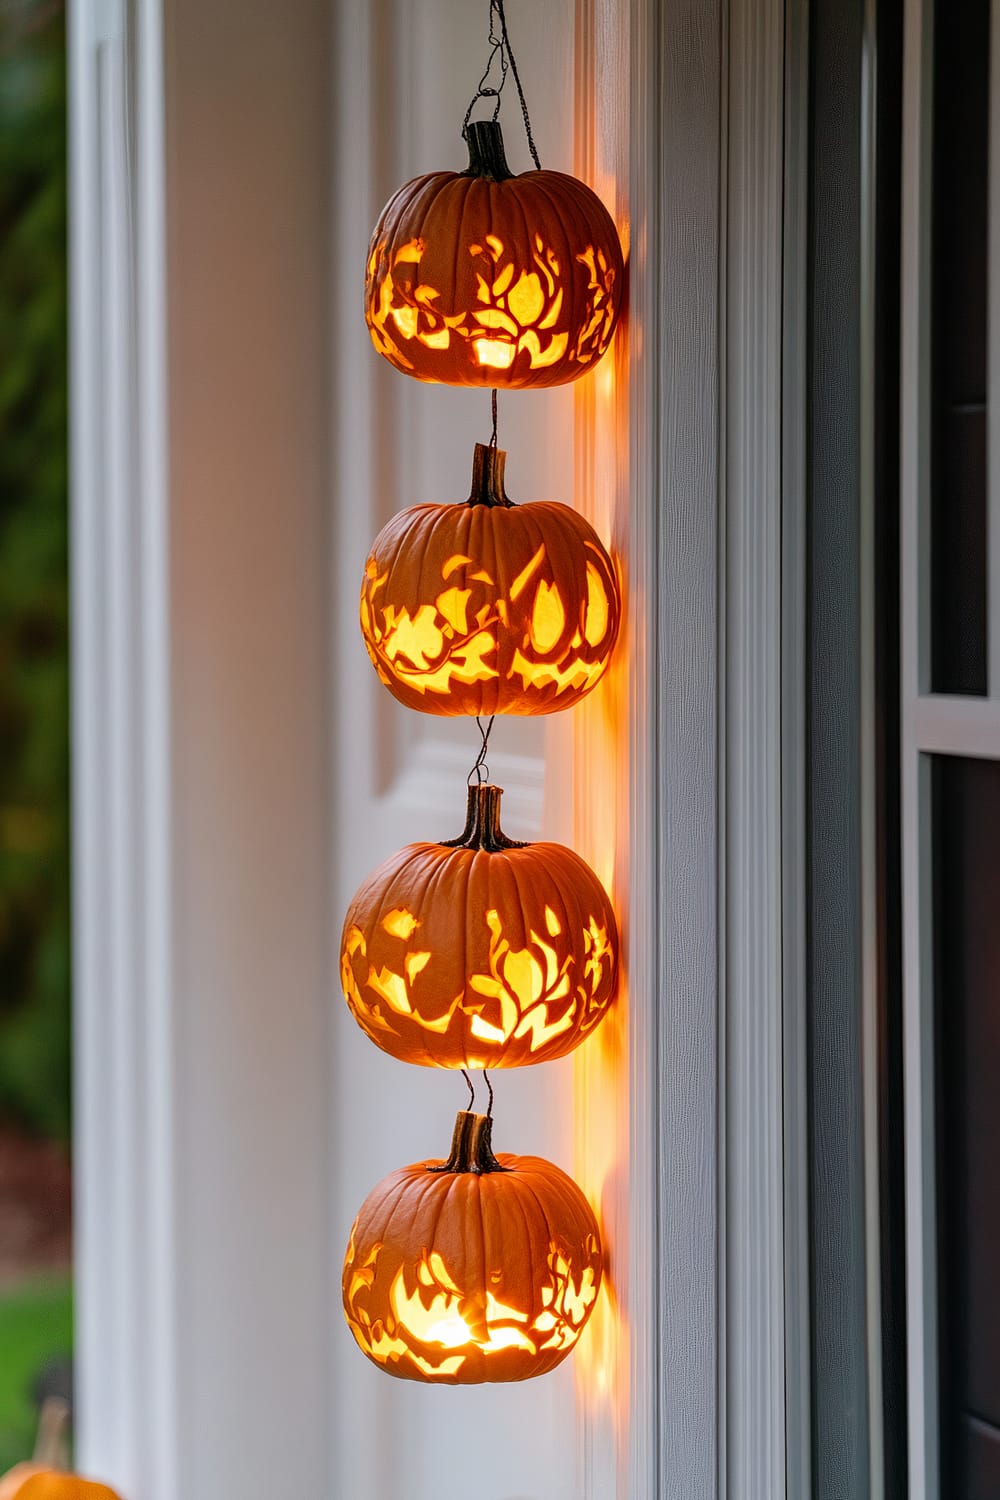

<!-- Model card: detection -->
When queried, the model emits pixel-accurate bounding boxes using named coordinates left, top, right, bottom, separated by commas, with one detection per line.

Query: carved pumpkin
left=365, top=120, right=625, bottom=388
left=0, top=1467, right=122, bottom=1500
left=343, top=1109, right=603, bottom=1383
left=340, top=782, right=618, bottom=1069
left=360, top=442, right=621, bottom=716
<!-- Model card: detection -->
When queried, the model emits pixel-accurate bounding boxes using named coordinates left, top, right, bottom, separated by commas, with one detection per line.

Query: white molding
left=634, top=1, right=724, bottom=1495
left=900, top=0, right=940, bottom=1493
left=72, top=0, right=336, bottom=1495
left=724, top=0, right=787, bottom=1493
left=70, top=3, right=180, bottom=1494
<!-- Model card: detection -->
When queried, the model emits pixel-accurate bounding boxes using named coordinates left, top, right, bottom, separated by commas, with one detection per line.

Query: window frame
left=900, top=0, right=1000, bottom=1493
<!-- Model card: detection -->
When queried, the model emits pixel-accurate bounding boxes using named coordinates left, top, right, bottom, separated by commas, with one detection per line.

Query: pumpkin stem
left=467, top=441, right=513, bottom=509
left=429, top=1110, right=508, bottom=1174
left=463, top=119, right=515, bottom=182
left=443, top=783, right=526, bottom=852
left=33, top=1396, right=71, bottom=1469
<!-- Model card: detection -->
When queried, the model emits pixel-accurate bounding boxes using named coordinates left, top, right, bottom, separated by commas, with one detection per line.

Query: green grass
left=0, top=1273, right=72, bottom=1471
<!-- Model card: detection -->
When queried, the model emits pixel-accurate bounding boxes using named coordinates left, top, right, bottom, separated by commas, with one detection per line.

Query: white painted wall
left=70, top=0, right=767, bottom=1496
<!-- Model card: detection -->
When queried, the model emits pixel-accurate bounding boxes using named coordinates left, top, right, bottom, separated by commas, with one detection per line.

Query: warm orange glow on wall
left=360, top=442, right=621, bottom=717
left=340, top=783, right=619, bottom=1069
left=365, top=121, right=625, bottom=390
left=343, top=1110, right=603, bottom=1384
left=564, top=81, right=632, bottom=1414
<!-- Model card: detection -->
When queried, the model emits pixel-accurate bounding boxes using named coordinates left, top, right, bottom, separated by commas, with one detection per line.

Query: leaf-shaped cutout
left=492, top=263, right=515, bottom=296
left=507, top=272, right=545, bottom=328
left=435, top=586, right=472, bottom=634
left=474, top=307, right=519, bottom=335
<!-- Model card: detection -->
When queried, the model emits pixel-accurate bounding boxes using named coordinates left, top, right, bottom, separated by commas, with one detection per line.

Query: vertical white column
left=627, top=2, right=724, bottom=1496
left=70, top=1, right=335, bottom=1494
left=70, top=1, right=180, bottom=1494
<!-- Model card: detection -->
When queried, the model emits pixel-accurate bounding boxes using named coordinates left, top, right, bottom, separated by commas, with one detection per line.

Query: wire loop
left=467, top=714, right=496, bottom=786
left=461, top=0, right=542, bottom=171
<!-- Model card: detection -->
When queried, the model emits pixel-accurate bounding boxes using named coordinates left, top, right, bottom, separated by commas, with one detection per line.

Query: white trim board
left=69, top=3, right=179, bottom=1493
left=71, top=0, right=334, bottom=1494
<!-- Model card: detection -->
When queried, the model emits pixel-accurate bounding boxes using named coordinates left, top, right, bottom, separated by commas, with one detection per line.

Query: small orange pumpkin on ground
left=340, top=783, right=619, bottom=1069
left=0, top=1398, right=122, bottom=1500
left=0, top=1466, right=122, bottom=1500
left=360, top=443, right=621, bottom=717
left=343, top=1109, right=603, bottom=1384
left=366, top=120, right=625, bottom=389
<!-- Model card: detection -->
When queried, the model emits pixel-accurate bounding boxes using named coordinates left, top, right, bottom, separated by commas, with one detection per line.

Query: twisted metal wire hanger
left=467, top=714, right=496, bottom=785
left=462, top=0, right=542, bottom=171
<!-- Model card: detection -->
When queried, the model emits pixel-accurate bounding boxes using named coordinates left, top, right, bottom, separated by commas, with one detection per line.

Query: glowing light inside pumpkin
left=360, top=538, right=618, bottom=708
left=474, top=338, right=516, bottom=369
left=367, top=233, right=617, bottom=378
left=342, top=897, right=616, bottom=1066
left=529, top=579, right=565, bottom=654
left=584, top=561, right=610, bottom=644
left=344, top=1234, right=601, bottom=1382
left=382, top=908, right=419, bottom=940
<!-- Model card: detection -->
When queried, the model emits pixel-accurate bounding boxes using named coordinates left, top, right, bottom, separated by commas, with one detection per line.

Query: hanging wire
left=484, top=1069, right=495, bottom=1119
left=494, top=0, right=542, bottom=170
left=461, top=0, right=542, bottom=171
left=461, top=2, right=507, bottom=136
left=467, top=714, right=496, bottom=785
left=461, top=1069, right=476, bottom=1110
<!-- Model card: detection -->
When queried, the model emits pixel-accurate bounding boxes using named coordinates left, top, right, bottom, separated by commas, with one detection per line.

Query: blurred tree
left=0, top=1, right=70, bottom=1142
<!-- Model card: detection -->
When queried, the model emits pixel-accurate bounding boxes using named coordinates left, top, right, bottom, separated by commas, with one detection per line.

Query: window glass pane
left=0, top=1, right=72, bottom=1472
left=931, top=0, right=989, bottom=694
left=934, top=756, right=1000, bottom=1495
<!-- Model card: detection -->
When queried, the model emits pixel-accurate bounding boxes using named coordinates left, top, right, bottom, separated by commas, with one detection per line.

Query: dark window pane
left=935, top=756, right=1000, bottom=1498
left=931, top=0, right=989, bottom=693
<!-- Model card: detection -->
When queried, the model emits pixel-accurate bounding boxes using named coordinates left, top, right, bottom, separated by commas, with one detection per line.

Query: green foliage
left=0, top=1274, right=73, bottom=1471
left=0, top=5, right=71, bottom=1141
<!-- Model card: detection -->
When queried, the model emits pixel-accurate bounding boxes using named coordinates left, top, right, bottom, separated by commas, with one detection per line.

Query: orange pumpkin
left=360, top=442, right=621, bottom=717
left=340, top=782, right=618, bottom=1069
left=365, top=120, right=624, bottom=388
left=343, top=1109, right=603, bottom=1383
left=0, top=1466, right=122, bottom=1500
